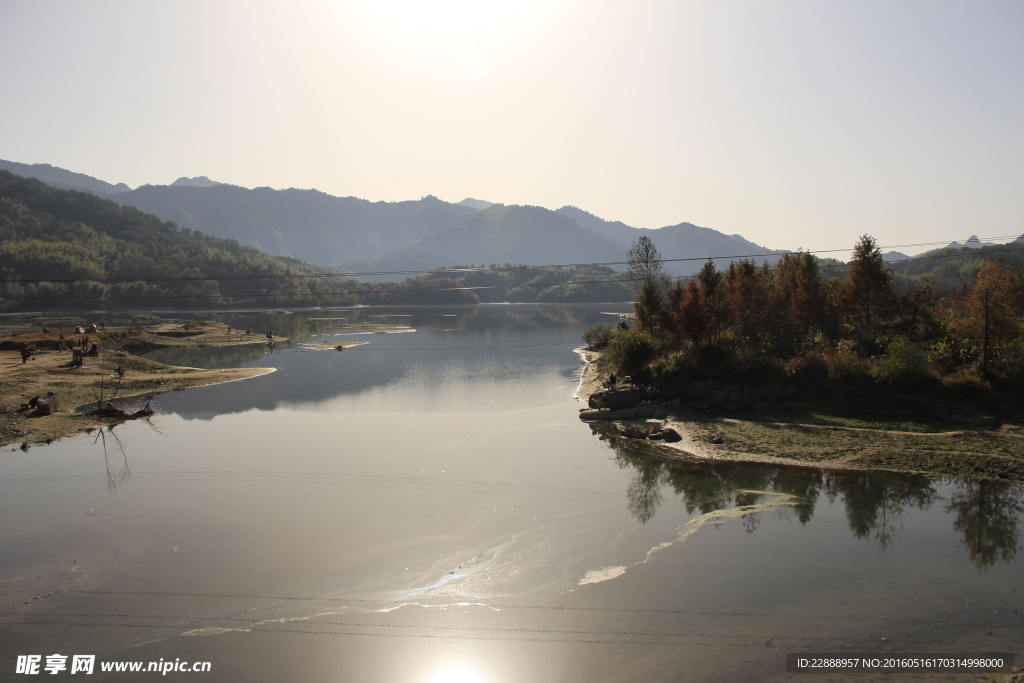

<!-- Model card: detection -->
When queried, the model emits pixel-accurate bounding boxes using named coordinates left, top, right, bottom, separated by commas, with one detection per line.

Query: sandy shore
left=576, top=349, right=1024, bottom=481
left=0, top=347, right=273, bottom=448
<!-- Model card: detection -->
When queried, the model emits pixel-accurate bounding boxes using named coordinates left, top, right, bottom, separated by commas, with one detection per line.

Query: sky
left=1, top=0, right=1022, bottom=254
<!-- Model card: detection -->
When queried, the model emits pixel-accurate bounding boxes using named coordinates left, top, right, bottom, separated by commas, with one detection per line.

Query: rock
left=589, top=388, right=645, bottom=411
left=622, top=425, right=651, bottom=439
left=636, top=404, right=665, bottom=418
left=711, top=436, right=725, bottom=445
left=661, top=428, right=682, bottom=443
left=579, top=408, right=641, bottom=421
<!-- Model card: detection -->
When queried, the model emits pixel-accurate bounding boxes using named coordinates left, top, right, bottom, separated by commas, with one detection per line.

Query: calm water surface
left=1, top=305, right=1021, bottom=682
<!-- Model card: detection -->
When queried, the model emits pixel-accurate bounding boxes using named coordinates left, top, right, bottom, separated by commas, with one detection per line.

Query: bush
left=581, top=323, right=614, bottom=350
left=941, top=369, right=990, bottom=396
left=876, top=336, right=931, bottom=385
left=825, top=340, right=872, bottom=384
left=784, top=353, right=829, bottom=384
left=653, top=347, right=699, bottom=384
left=604, top=329, right=662, bottom=379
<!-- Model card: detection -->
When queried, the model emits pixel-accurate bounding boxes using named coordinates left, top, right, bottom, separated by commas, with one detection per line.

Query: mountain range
left=1, top=158, right=784, bottom=278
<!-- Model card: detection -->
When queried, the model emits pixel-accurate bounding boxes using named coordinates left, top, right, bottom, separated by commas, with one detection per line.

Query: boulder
left=661, top=428, right=682, bottom=443
left=635, top=404, right=666, bottom=418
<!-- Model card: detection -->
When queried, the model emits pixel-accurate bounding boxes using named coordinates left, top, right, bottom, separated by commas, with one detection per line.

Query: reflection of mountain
left=145, top=343, right=276, bottom=370
left=144, top=305, right=623, bottom=419
left=597, top=427, right=1023, bottom=568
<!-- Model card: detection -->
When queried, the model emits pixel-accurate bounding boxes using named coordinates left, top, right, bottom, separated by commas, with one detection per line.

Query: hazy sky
left=2, top=0, right=1021, bottom=253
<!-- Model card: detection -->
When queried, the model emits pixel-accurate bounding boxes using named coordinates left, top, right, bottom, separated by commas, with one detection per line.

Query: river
left=1, top=304, right=1021, bottom=682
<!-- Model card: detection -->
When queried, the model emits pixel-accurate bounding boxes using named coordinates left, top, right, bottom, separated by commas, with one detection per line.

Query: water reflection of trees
left=825, top=471, right=938, bottom=550
left=95, top=425, right=131, bottom=493
left=946, top=479, right=1024, bottom=570
left=606, top=431, right=821, bottom=531
left=594, top=424, right=1023, bottom=568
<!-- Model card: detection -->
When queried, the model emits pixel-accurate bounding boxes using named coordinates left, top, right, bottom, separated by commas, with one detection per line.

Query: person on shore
left=20, top=343, right=30, bottom=364
left=607, top=373, right=617, bottom=390
left=87, top=343, right=99, bottom=358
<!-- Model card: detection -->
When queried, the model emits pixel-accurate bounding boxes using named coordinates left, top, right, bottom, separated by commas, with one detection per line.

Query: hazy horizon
left=2, top=0, right=1021, bottom=254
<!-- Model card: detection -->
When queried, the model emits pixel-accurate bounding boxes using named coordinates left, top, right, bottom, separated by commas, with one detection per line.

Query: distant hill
left=891, top=240, right=1024, bottom=291
left=2, top=158, right=785, bottom=280
left=350, top=205, right=625, bottom=278
left=105, top=185, right=478, bottom=268
left=883, top=251, right=911, bottom=263
left=0, top=170, right=365, bottom=310
left=171, top=176, right=223, bottom=188
left=944, top=235, right=996, bottom=250
left=0, top=172, right=636, bottom=308
left=458, top=198, right=495, bottom=210
left=557, top=205, right=783, bottom=276
left=0, top=159, right=131, bottom=195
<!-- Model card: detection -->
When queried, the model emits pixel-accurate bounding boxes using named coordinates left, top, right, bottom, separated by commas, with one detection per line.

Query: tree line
left=594, top=235, right=1024, bottom=391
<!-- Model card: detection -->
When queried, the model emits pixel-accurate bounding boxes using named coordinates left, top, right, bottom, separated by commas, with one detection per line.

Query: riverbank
left=0, top=345, right=273, bottom=448
left=577, top=350, right=1024, bottom=482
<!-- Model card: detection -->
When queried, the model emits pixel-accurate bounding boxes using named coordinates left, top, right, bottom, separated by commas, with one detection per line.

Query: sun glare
left=350, top=0, right=551, bottom=79
left=425, top=665, right=485, bottom=683
left=459, top=43, right=489, bottom=79
left=368, top=0, right=531, bottom=35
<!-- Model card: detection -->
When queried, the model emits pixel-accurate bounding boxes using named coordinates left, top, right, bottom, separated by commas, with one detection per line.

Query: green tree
left=627, top=236, right=667, bottom=294
left=770, top=251, right=826, bottom=352
left=841, top=235, right=895, bottom=338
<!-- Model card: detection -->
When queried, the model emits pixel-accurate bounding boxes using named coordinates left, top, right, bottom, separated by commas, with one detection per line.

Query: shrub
left=876, top=336, right=931, bottom=385
left=653, top=347, right=699, bottom=384
left=581, top=323, right=614, bottom=350
left=604, top=329, right=662, bottom=379
left=784, top=353, right=829, bottom=385
left=825, top=340, right=872, bottom=384
left=941, top=369, right=990, bottom=396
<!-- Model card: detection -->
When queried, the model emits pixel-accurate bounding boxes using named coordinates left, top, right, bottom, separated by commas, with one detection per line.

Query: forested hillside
left=0, top=173, right=632, bottom=310
left=0, top=172, right=362, bottom=309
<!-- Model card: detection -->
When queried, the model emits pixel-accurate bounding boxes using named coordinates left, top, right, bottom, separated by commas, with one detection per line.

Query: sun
left=350, top=0, right=549, bottom=79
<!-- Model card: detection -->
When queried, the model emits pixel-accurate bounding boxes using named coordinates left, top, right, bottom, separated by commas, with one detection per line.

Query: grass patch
left=740, top=406, right=966, bottom=434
